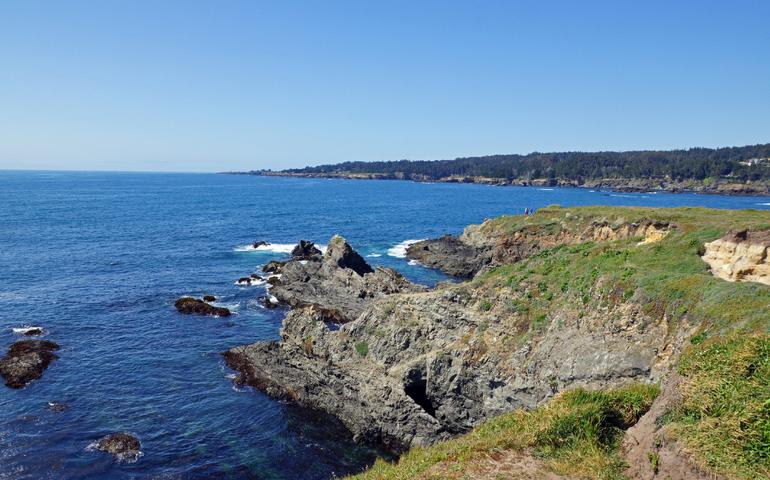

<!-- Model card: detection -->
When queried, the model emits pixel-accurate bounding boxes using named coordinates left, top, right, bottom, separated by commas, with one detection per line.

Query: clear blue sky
left=1, top=1, right=768, bottom=172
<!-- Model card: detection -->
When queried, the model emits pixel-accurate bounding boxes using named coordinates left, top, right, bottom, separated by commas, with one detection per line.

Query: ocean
left=1, top=171, right=768, bottom=479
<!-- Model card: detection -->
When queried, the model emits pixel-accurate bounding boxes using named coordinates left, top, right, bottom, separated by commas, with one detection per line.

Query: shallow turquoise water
left=1, top=171, right=768, bottom=479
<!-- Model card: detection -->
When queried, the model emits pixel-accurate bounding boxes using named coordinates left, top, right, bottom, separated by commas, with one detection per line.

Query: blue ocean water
left=0, top=171, right=768, bottom=480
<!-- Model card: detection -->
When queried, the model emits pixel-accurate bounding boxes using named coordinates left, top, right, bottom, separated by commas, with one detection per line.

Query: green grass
left=355, top=341, right=369, bottom=357
left=668, top=334, right=770, bottom=479
left=347, top=384, right=659, bottom=480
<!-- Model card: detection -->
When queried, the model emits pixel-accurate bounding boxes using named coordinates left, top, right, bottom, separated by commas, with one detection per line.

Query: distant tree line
left=283, top=143, right=770, bottom=182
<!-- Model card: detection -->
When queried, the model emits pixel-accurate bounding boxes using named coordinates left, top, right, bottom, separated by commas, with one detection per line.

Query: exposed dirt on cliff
left=702, top=229, right=770, bottom=285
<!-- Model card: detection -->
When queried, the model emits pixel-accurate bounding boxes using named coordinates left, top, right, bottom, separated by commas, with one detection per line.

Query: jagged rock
left=0, top=340, right=60, bottom=389
left=92, top=433, right=142, bottom=462
left=327, top=235, right=374, bottom=276
left=268, top=235, right=424, bottom=322
left=291, top=240, right=322, bottom=259
left=202, top=295, right=217, bottom=302
left=262, top=261, right=286, bottom=273
left=252, top=241, right=269, bottom=248
left=250, top=273, right=263, bottom=280
left=174, top=297, right=230, bottom=317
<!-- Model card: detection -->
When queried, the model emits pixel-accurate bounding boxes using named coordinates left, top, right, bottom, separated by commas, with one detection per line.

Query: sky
left=0, top=1, right=768, bottom=172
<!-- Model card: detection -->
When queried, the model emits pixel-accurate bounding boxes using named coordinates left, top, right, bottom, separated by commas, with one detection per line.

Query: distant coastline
left=224, top=170, right=770, bottom=196
left=225, top=143, right=770, bottom=196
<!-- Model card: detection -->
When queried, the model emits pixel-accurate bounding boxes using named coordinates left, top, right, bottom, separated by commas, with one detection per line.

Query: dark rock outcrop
left=262, top=261, right=286, bottom=274
left=291, top=240, right=322, bottom=259
left=268, top=235, right=424, bottom=322
left=406, top=235, right=492, bottom=278
left=92, top=433, right=142, bottom=462
left=174, top=297, right=230, bottom=317
left=252, top=241, right=269, bottom=248
left=202, top=295, right=217, bottom=302
left=0, top=340, right=60, bottom=389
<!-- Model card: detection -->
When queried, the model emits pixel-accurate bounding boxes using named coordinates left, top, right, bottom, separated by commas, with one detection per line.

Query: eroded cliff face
left=702, top=230, right=770, bottom=285
left=407, top=217, right=671, bottom=278
left=225, top=215, right=680, bottom=450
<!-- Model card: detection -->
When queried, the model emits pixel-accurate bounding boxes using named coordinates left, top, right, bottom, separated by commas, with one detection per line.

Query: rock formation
left=174, top=297, right=231, bottom=316
left=266, top=235, right=423, bottom=322
left=225, top=224, right=673, bottom=450
left=701, top=230, right=770, bottom=285
left=0, top=339, right=60, bottom=388
left=291, top=240, right=322, bottom=259
left=92, top=433, right=142, bottom=462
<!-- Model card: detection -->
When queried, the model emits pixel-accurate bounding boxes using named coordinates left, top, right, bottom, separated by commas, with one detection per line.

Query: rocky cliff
left=226, top=206, right=770, bottom=479
left=226, top=209, right=681, bottom=450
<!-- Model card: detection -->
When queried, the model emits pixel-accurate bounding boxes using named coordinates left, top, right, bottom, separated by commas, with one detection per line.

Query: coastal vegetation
left=282, top=143, right=770, bottom=182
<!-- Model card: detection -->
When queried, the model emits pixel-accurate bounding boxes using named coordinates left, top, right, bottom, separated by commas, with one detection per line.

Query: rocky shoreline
left=226, top=170, right=770, bottom=196
left=223, top=211, right=681, bottom=451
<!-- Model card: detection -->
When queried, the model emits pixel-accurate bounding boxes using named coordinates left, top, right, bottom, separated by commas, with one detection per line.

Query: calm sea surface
left=1, top=171, right=769, bottom=479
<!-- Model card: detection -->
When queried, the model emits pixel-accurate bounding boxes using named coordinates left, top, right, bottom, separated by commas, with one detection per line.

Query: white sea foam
left=538, top=188, right=555, bottom=191
left=0, top=292, right=24, bottom=302
left=214, top=302, right=240, bottom=312
left=387, top=239, right=425, bottom=258
left=757, top=202, right=770, bottom=206
left=235, top=278, right=266, bottom=287
left=235, top=242, right=328, bottom=254
left=408, top=259, right=421, bottom=266
left=366, top=253, right=382, bottom=258
left=234, top=243, right=296, bottom=253
left=12, top=326, right=42, bottom=335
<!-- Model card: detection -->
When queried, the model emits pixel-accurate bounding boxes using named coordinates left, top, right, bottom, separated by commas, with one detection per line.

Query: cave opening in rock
left=403, top=367, right=436, bottom=418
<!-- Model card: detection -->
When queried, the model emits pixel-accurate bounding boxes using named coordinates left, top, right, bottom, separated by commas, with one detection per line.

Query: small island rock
left=174, top=297, right=230, bottom=317
left=0, top=340, right=60, bottom=389
left=93, top=433, right=142, bottom=462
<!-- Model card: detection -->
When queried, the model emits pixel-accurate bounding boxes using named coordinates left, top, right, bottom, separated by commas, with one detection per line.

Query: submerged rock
left=174, top=297, right=231, bottom=317
left=47, top=401, right=69, bottom=412
left=0, top=340, right=60, bottom=389
left=92, top=433, right=142, bottom=462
